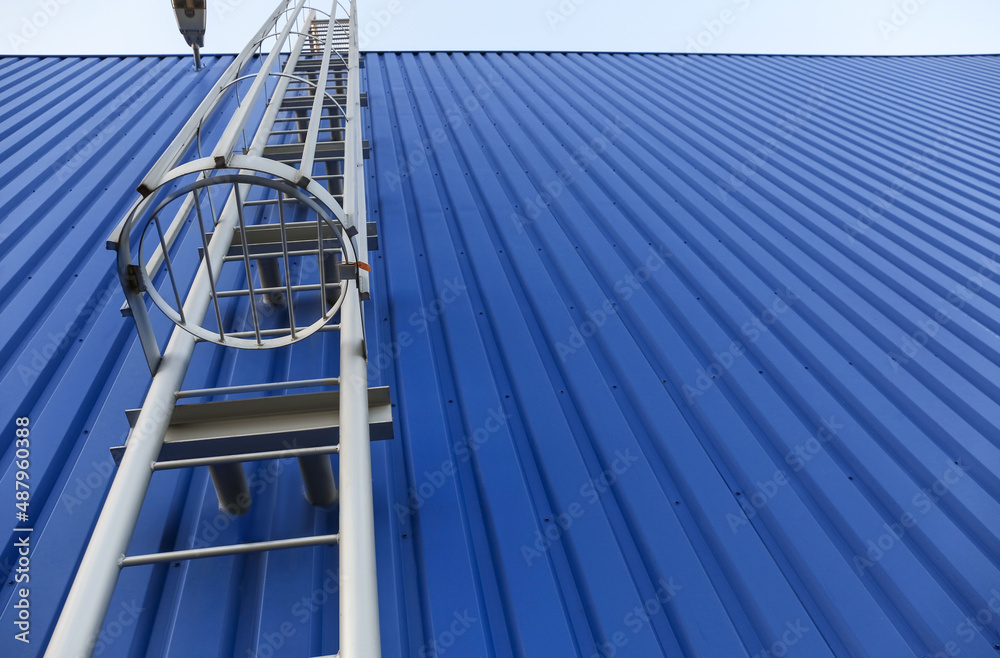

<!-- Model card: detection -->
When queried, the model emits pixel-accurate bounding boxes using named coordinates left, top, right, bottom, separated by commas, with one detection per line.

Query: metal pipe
left=152, top=444, right=339, bottom=471
left=119, top=533, right=340, bottom=567
left=337, top=4, right=380, bottom=652
left=210, top=0, right=308, bottom=167
left=46, top=193, right=242, bottom=655
left=223, top=248, right=341, bottom=260
left=44, top=12, right=320, bottom=658
left=298, top=2, right=339, bottom=178
left=276, top=197, right=298, bottom=336
left=192, top=43, right=203, bottom=71
left=338, top=290, right=380, bottom=656
left=343, top=0, right=369, bottom=299
left=213, top=280, right=343, bottom=297
left=193, top=324, right=340, bottom=342
left=175, top=376, right=339, bottom=399
left=137, top=0, right=294, bottom=195
left=208, top=462, right=252, bottom=515
left=298, top=454, right=338, bottom=507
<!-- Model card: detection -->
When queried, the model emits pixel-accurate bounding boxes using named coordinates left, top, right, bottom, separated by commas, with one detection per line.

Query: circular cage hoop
left=124, top=165, right=353, bottom=350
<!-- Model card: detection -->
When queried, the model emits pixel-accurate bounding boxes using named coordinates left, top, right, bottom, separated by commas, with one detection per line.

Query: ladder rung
left=201, top=221, right=379, bottom=254
left=244, top=195, right=319, bottom=206
left=260, top=140, right=370, bottom=160
left=152, top=443, right=341, bottom=471
left=213, top=281, right=344, bottom=298
left=206, top=324, right=341, bottom=341
left=279, top=94, right=367, bottom=110
left=175, top=378, right=341, bottom=399
left=238, top=221, right=334, bottom=242
left=208, top=220, right=336, bottom=249
left=119, top=533, right=340, bottom=567
left=262, top=140, right=343, bottom=157
left=220, top=246, right=340, bottom=260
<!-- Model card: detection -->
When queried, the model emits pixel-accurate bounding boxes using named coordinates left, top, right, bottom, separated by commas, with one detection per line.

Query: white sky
left=1, top=0, right=998, bottom=56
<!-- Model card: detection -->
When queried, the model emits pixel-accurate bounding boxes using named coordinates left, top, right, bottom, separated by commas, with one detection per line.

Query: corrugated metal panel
left=2, top=51, right=1000, bottom=657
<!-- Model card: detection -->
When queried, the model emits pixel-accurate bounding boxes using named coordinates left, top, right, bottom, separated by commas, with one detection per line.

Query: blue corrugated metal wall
left=1, top=51, right=1000, bottom=657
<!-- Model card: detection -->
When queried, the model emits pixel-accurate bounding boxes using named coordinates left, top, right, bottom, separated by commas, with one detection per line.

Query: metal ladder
left=45, top=2, right=384, bottom=657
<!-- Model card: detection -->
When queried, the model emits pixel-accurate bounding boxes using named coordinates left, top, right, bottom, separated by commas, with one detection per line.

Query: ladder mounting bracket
left=111, top=386, right=393, bottom=466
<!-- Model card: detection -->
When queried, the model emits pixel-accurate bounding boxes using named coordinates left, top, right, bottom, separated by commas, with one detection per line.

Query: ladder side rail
left=337, top=268, right=381, bottom=658
left=108, top=0, right=307, bottom=324
left=336, top=2, right=381, bottom=656
left=210, top=0, right=310, bottom=167
left=344, top=0, right=368, bottom=296
left=43, top=20, right=319, bottom=657
left=137, top=0, right=296, bottom=196
left=297, top=4, right=340, bottom=179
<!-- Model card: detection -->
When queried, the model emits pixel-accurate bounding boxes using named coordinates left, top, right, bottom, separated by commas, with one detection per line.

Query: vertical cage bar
left=233, top=185, right=263, bottom=345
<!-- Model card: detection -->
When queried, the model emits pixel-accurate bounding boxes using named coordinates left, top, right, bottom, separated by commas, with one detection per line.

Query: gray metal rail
left=44, top=2, right=381, bottom=656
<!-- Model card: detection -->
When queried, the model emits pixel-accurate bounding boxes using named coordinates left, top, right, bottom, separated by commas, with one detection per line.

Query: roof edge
left=3, top=50, right=1000, bottom=59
